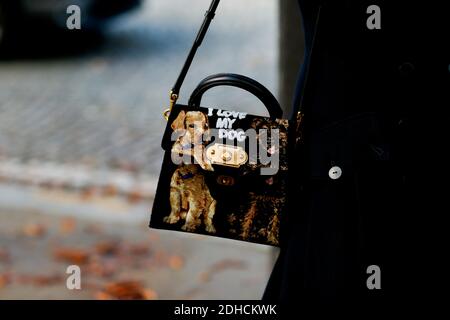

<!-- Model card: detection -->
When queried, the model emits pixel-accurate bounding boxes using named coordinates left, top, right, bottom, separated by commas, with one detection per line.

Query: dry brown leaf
left=87, top=261, right=116, bottom=278
left=168, top=255, right=185, bottom=270
left=53, top=248, right=90, bottom=264
left=94, top=291, right=112, bottom=300
left=127, top=190, right=143, bottom=204
left=95, top=241, right=120, bottom=256
left=95, top=281, right=157, bottom=300
left=143, top=289, right=158, bottom=300
left=80, top=186, right=96, bottom=200
left=22, top=223, right=47, bottom=238
left=59, top=218, right=77, bottom=235
left=16, top=274, right=62, bottom=286
left=102, top=184, right=119, bottom=197
left=0, top=273, right=11, bottom=288
left=30, top=275, right=62, bottom=286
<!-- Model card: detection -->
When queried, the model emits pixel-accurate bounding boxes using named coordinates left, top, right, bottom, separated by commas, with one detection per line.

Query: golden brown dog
left=164, top=164, right=217, bottom=233
left=171, top=110, right=214, bottom=171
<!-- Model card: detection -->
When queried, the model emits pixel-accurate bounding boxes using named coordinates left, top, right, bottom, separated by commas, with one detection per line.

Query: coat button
left=398, top=62, right=415, bottom=76
left=329, top=166, right=342, bottom=180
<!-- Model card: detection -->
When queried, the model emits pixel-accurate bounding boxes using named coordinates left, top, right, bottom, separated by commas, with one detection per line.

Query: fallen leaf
left=102, top=184, right=118, bottom=197
left=168, top=255, right=184, bottom=270
left=95, top=281, right=157, bottom=300
left=127, top=190, right=143, bottom=204
left=94, top=291, right=112, bottom=300
left=30, top=275, right=62, bottom=286
left=80, top=282, right=101, bottom=291
left=0, top=273, right=11, bottom=288
left=80, top=186, right=96, bottom=200
left=143, top=289, right=158, bottom=300
left=59, top=218, right=77, bottom=235
left=16, top=274, right=62, bottom=286
left=95, top=241, right=120, bottom=256
left=22, top=223, right=47, bottom=238
left=87, top=261, right=116, bottom=278
left=53, top=248, right=90, bottom=264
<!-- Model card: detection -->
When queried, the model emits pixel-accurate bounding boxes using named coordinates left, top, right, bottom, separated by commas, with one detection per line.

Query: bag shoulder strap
left=163, top=0, right=221, bottom=120
left=163, top=0, right=321, bottom=121
left=292, top=5, right=323, bottom=120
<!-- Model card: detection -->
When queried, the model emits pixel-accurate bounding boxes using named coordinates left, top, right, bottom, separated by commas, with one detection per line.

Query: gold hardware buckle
left=206, top=144, right=248, bottom=168
left=163, top=91, right=179, bottom=121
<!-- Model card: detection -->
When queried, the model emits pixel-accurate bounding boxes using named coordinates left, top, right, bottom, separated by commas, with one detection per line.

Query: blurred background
left=0, top=0, right=303, bottom=299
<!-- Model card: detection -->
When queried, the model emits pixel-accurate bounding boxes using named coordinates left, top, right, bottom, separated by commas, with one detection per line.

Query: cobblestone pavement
left=0, top=0, right=278, bottom=178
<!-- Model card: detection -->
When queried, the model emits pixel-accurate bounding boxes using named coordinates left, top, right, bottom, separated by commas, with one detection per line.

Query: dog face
left=177, top=163, right=199, bottom=176
left=250, top=118, right=288, bottom=155
left=171, top=111, right=209, bottom=144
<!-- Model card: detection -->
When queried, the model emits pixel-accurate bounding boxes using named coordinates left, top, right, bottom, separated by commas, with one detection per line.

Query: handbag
left=149, top=0, right=305, bottom=247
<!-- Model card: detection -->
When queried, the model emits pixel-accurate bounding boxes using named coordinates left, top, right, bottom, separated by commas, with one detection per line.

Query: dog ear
left=202, top=113, right=211, bottom=142
left=171, top=111, right=186, bottom=131
left=172, top=170, right=182, bottom=186
left=203, top=113, right=209, bottom=131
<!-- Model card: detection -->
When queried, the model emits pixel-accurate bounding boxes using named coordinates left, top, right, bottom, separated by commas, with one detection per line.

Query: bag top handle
left=163, top=0, right=221, bottom=120
left=189, top=73, right=283, bottom=119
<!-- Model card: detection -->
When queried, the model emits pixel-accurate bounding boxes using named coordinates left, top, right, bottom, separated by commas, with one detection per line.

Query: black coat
left=263, top=0, right=446, bottom=308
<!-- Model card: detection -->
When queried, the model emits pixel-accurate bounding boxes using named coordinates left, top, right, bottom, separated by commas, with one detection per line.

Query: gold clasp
left=163, top=91, right=179, bottom=121
left=206, top=144, right=248, bottom=168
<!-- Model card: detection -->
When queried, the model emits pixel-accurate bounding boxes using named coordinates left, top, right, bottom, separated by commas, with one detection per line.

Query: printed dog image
left=151, top=106, right=289, bottom=246
left=248, top=117, right=289, bottom=172
left=171, top=110, right=214, bottom=171
left=228, top=175, right=286, bottom=246
left=227, top=118, right=289, bottom=245
left=164, top=164, right=217, bottom=233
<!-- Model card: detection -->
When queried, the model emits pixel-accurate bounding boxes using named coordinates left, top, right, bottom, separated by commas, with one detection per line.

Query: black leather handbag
left=150, top=0, right=303, bottom=246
